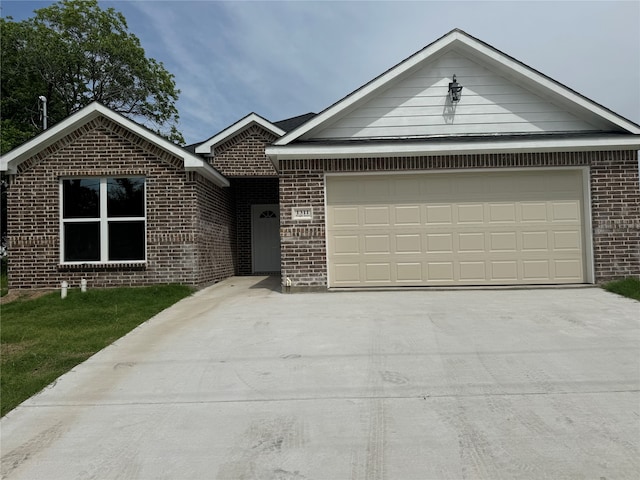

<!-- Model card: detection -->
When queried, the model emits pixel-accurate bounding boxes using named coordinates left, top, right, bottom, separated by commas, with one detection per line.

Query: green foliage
left=1, top=284, right=193, bottom=415
left=602, top=277, right=640, bottom=301
left=0, top=0, right=183, bottom=154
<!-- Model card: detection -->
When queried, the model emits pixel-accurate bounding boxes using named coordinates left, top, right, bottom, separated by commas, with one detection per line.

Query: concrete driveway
left=1, top=277, right=639, bottom=480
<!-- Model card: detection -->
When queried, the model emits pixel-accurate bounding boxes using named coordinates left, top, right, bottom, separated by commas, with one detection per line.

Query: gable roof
left=0, top=102, right=229, bottom=187
left=194, top=112, right=285, bottom=155
left=274, top=112, right=317, bottom=132
left=272, top=28, right=640, bottom=149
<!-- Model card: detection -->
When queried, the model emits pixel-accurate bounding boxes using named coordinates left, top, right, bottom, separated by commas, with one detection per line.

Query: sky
left=2, top=0, right=639, bottom=145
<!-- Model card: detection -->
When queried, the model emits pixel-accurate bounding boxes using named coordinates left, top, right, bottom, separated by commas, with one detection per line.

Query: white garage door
left=326, top=170, right=586, bottom=287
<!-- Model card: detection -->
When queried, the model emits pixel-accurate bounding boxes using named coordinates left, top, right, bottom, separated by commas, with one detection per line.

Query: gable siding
left=311, top=50, right=600, bottom=140
left=6, top=118, right=234, bottom=290
left=209, top=125, right=278, bottom=176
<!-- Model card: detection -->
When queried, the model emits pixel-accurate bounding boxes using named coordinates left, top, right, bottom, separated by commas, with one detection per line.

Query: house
left=1, top=29, right=639, bottom=292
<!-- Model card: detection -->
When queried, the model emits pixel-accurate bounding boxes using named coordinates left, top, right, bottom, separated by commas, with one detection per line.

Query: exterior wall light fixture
left=448, top=75, right=463, bottom=102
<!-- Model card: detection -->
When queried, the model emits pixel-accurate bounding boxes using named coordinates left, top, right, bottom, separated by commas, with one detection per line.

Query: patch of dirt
left=0, top=341, right=36, bottom=357
left=0, top=290, right=52, bottom=305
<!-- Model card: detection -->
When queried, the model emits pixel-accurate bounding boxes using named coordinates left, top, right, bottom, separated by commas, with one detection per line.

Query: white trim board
left=268, top=136, right=640, bottom=161
left=0, top=102, right=229, bottom=188
left=195, top=113, right=285, bottom=155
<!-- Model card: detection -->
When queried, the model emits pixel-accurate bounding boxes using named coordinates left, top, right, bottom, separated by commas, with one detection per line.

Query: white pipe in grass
left=61, top=281, right=68, bottom=299
left=81, top=278, right=87, bottom=293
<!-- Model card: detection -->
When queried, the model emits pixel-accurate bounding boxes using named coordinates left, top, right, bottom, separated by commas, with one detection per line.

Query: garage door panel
left=364, top=179, right=390, bottom=201
left=521, top=231, right=549, bottom=251
left=551, top=202, right=580, bottom=222
left=548, top=172, right=582, bottom=193
left=553, top=230, right=581, bottom=250
left=332, top=207, right=359, bottom=226
left=333, top=263, right=360, bottom=284
left=365, top=235, right=390, bottom=254
left=554, top=260, right=583, bottom=280
left=455, top=176, right=487, bottom=195
left=522, top=260, right=551, bottom=280
left=426, top=262, right=455, bottom=281
left=489, top=203, right=517, bottom=223
left=426, top=205, right=453, bottom=224
left=427, top=233, right=453, bottom=253
left=327, top=171, right=586, bottom=287
left=364, top=206, right=390, bottom=225
left=333, top=235, right=359, bottom=255
left=365, top=263, right=391, bottom=282
left=457, top=204, right=484, bottom=223
left=458, top=232, right=485, bottom=252
left=424, top=176, right=453, bottom=195
left=395, top=205, right=421, bottom=224
left=393, top=178, right=422, bottom=199
left=490, top=232, right=517, bottom=252
left=520, top=203, right=549, bottom=222
left=459, top=262, right=487, bottom=281
left=491, top=261, right=519, bottom=281
left=396, top=234, right=422, bottom=253
left=396, top=263, right=422, bottom=282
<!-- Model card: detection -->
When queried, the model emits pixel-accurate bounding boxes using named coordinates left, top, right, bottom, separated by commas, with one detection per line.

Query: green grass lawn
left=1, top=284, right=193, bottom=416
left=1, top=260, right=7, bottom=297
left=602, top=277, right=640, bottom=301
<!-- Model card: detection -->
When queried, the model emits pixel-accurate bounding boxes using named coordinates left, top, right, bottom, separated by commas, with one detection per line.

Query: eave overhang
left=266, top=134, right=640, bottom=164
left=0, top=102, right=229, bottom=188
left=195, top=112, right=285, bottom=155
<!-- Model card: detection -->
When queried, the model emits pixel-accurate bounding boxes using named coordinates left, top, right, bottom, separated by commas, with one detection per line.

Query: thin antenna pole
left=38, top=96, right=47, bottom=130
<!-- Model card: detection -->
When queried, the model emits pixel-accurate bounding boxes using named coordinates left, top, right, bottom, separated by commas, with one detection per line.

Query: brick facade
left=590, top=150, right=640, bottom=281
left=6, top=117, right=235, bottom=290
left=208, top=124, right=280, bottom=275
left=208, top=125, right=278, bottom=176
left=279, top=151, right=640, bottom=289
left=5, top=114, right=638, bottom=292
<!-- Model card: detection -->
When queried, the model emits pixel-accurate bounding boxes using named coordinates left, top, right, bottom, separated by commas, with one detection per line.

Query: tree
left=0, top=0, right=184, bottom=155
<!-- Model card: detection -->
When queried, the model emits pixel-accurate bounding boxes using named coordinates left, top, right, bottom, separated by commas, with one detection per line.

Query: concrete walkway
left=1, top=277, right=639, bottom=479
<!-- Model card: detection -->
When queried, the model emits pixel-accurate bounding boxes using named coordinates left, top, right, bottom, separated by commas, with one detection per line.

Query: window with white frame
left=60, top=177, right=146, bottom=263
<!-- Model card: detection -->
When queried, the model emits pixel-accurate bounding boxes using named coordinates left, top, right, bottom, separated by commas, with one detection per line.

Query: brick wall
left=279, top=151, right=640, bottom=288
left=193, top=172, right=236, bottom=285
left=209, top=125, right=278, bottom=176
left=6, top=116, right=236, bottom=290
left=233, top=178, right=279, bottom=275
left=590, top=150, right=640, bottom=281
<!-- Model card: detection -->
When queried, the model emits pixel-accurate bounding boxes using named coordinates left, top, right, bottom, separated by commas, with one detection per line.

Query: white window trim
left=59, top=177, right=147, bottom=265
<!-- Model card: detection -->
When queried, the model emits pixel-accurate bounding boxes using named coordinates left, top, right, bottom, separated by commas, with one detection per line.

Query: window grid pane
left=61, top=177, right=146, bottom=263
left=108, top=221, right=146, bottom=261
left=107, top=178, right=145, bottom=217
left=64, top=222, right=100, bottom=262
left=62, top=179, right=100, bottom=218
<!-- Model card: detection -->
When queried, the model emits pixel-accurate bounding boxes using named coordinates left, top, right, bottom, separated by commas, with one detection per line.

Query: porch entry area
left=251, top=204, right=281, bottom=273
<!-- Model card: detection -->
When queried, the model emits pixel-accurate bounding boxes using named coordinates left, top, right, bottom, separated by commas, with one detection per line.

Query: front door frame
left=251, top=204, right=281, bottom=273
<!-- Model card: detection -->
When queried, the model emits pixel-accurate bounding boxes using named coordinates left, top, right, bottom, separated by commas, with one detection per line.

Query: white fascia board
left=273, top=34, right=459, bottom=146
left=0, top=102, right=230, bottom=187
left=1, top=104, right=105, bottom=173
left=452, top=35, right=640, bottom=134
left=266, top=136, right=640, bottom=160
left=184, top=157, right=230, bottom=187
left=195, top=113, right=285, bottom=155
